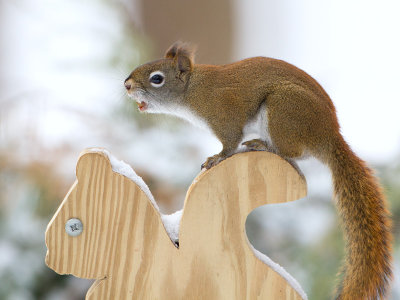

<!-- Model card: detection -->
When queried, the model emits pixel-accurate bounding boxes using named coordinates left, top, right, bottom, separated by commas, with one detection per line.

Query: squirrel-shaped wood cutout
left=45, top=149, right=307, bottom=299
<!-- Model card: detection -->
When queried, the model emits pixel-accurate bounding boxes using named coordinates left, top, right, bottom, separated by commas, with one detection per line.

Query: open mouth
left=136, top=101, right=148, bottom=111
left=126, top=88, right=148, bottom=112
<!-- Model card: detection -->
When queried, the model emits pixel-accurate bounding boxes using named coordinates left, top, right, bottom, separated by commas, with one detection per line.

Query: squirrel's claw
left=201, top=154, right=225, bottom=170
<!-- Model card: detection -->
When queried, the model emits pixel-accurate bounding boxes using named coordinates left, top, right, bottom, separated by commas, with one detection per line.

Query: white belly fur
left=151, top=102, right=213, bottom=133
left=239, top=103, right=274, bottom=152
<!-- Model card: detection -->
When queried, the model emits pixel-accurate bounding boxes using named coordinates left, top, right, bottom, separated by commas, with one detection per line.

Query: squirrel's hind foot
left=242, top=139, right=269, bottom=151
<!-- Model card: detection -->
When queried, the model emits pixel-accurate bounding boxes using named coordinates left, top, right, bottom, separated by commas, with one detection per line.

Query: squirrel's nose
left=124, top=78, right=132, bottom=90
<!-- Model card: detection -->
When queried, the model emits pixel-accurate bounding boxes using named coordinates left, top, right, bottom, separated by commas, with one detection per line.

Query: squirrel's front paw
left=201, top=154, right=225, bottom=170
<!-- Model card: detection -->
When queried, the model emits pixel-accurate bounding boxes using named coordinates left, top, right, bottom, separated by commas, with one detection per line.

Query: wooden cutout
left=45, top=149, right=307, bottom=299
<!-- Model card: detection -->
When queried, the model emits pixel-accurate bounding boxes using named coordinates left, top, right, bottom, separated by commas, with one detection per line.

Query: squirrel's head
left=125, top=42, right=195, bottom=113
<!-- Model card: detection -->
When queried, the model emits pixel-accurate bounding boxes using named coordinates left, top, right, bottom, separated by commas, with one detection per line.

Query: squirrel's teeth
left=137, top=101, right=147, bottom=111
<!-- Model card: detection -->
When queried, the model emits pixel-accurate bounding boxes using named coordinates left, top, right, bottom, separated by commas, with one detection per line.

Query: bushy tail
left=328, top=138, right=392, bottom=300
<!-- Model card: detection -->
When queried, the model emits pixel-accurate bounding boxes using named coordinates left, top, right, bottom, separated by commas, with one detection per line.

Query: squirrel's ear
left=176, top=45, right=195, bottom=73
left=165, top=42, right=180, bottom=59
left=165, top=41, right=196, bottom=75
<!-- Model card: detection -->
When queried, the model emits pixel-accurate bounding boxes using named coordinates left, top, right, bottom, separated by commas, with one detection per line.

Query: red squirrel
left=124, top=42, right=392, bottom=299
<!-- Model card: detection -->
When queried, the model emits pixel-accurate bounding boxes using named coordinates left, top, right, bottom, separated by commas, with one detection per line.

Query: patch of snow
left=249, top=244, right=307, bottom=300
left=161, top=209, right=183, bottom=245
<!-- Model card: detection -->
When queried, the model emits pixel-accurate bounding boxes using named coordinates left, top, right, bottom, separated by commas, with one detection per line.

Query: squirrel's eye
left=151, top=74, right=163, bottom=84
left=149, top=71, right=165, bottom=87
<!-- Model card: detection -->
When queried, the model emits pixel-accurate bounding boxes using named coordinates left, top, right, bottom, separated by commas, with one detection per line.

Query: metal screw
left=65, top=218, right=83, bottom=237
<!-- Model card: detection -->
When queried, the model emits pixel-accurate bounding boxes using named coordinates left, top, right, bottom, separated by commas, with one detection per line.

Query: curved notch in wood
left=45, top=149, right=307, bottom=299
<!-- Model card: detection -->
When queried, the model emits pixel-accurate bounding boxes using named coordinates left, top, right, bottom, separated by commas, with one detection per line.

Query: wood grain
left=45, top=149, right=307, bottom=299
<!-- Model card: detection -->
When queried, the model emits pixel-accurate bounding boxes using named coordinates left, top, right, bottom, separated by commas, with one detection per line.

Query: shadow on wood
left=45, top=149, right=307, bottom=299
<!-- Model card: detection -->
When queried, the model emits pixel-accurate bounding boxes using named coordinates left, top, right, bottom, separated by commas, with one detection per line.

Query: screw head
left=65, top=218, right=83, bottom=237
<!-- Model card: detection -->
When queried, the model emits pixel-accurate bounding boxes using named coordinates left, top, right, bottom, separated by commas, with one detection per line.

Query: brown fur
left=125, top=42, right=393, bottom=299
